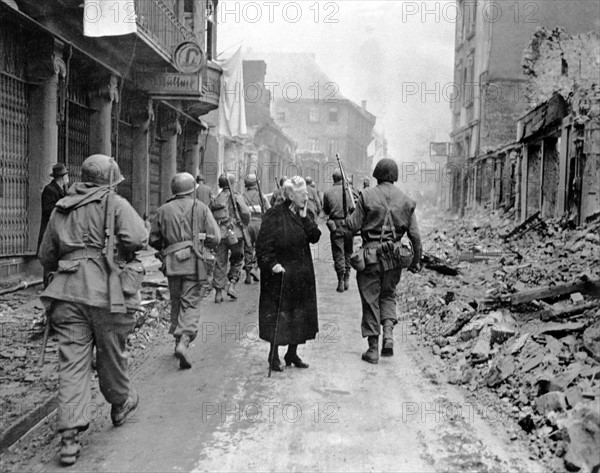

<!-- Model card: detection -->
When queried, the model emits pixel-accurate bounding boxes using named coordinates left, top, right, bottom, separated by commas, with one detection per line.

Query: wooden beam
left=510, top=278, right=600, bottom=305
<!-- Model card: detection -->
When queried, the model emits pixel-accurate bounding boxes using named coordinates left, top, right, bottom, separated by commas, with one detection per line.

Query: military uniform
left=149, top=188, right=220, bottom=360
left=210, top=183, right=251, bottom=301
left=307, top=184, right=322, bottom=219
left=242, top=182, right=270, bottom=283
left=323, top=181, right=354, bottom=291
left=38, top=155, right=146, bottom=465
left=347, top=177, right=422, bottom=363
left=195, top=181, right=213, bottom=206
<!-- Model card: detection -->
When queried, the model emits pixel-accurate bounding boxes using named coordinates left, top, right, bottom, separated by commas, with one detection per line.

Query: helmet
left=171, top=172, right=198, bottom=196
left=81, top=154, right=124, bottom=186
left=305, top=176, right=313, bottom=185
left=244, top=173, right=257, bottom=188
left=196, top=173, right=205, bottom=183
left=373, top=158, right=399, bottom=183
left=332, top=170, right=342, bottom=183
left=218, top=173, right=235, bottom=189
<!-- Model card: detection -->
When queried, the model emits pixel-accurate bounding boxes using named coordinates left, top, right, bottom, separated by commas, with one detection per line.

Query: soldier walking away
left=149, top=172, right=220, bottom=369
left=242, top=173, right=270, bottom=284
left=38, top=155, right=147, bottom=466
left=210, top=173, right=251, bottom=302
left=323, top=170, right=354, bottom=292
left=347, top=158, right=422, bottom=364
left=305, top=176, right=322, bottom=219
left=37, top=163, right=69, bottom=287
left=195, top=173, right=213, bottom=206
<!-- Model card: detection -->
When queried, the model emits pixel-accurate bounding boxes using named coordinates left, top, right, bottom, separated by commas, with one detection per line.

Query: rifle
left=336, top=153, right=356, bottom=217
left=104, top=160, right=127, bottom=314
left=256, top=176, right=266, bottom=215
left=227, top=176, right=252, bottom=247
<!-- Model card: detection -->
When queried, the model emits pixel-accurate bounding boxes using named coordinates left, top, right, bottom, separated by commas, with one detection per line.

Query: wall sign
left=173, top=41, right=205, bottom=74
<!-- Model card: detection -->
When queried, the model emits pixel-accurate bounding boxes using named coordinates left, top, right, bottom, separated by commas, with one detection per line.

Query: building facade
left=0, top=0, right=222, bottom=278
left=449, top=0, right=600, bottom=217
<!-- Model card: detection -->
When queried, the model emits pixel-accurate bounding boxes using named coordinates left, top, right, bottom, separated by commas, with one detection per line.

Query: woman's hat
left=50, top=163, right=68, bottom=178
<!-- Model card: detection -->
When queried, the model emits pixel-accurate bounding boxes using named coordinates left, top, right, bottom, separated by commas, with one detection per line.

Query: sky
left=217, top=0, right=457, bottom=163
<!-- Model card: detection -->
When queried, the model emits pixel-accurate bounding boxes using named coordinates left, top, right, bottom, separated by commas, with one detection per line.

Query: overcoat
left=37, top=180, right=66, bottom=250
left=256, top=200, right=321, bottom=345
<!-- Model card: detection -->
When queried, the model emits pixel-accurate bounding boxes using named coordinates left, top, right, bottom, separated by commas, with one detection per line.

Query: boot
left=343, top=274, right=350, bottom=291
left=214, top=288, right=224, bottom=303
left=111, top=388, right=139, bottom=426
left=284, top=344, right=309, bottom=368
left=175, top=335, right=192, bottom=369
left=381, top=320, right=394, bottom=357
left=268, top=344, right=283, bottom=372
left=244, top=270, right=252, bottom=284
left=336, top=276, right=345, bottom=293
left=361, top=336, right=379, bottom=364
left=227, top=281, right=238, bottom=299
left=250, top=269, right=260, bottom=282
left=60, top=429, right=81, bottom=466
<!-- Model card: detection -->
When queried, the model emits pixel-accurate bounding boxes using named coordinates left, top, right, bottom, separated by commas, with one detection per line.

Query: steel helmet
left=373, top=158, right=399, bottom=183
left=244, top=173, right=257, bottom=188
left=81, top=154, right=124, bottom=186
left=332, top=170, right=342, bottom=182
left=171, top=172, right=198, bottom=196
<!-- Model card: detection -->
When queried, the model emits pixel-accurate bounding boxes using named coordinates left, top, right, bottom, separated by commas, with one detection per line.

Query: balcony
left=135, top=0, right=196, bottom=63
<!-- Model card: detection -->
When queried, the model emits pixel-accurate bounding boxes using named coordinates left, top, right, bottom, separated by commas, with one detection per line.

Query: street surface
left=18, top=226, right=544, bottom=473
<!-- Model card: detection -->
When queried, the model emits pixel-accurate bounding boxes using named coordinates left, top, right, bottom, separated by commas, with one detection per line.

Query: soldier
left=38, top=154, right=146, bottom=466
left=38, top=163, right=69, bottom=287
left=305, top=176, right=322, bottom=219
left=242, top=173, right=270, bottom=284
left=346, top=158, right=422, bottom=364
left=149, top=172, right=220, bottom=369
left=195, top=173, right=213, bottom=206
left=269, top=176, right=288, bottom=207
left=323, top=170, right=354, bottom=292
left=210, top=173, right=251, bottom=302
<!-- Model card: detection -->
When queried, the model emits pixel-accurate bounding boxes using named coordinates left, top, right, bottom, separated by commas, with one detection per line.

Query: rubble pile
left=405, top=209, right=600, bottom=473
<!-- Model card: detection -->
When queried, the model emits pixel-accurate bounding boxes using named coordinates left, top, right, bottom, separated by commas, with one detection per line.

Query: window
left=328, top=107, right=338, bottom=123
left=308, top=138, right=319, bottom=152
left=309, top=107, right=319, bottom=123
left=328, top=139, right=339, bottom=157
left=465, top=53, right=474, bottom=105
left=277, top=111, right=286, bottom=122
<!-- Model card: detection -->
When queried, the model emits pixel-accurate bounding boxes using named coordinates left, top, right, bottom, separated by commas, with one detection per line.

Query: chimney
left=361, top=100, right=367, bottom=111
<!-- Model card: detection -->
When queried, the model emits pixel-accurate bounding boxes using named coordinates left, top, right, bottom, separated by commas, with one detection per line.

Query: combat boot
left=343, top=274, right=350, bottom=291
left=175, top=335, right=192, bottom=369
left=245, top=270, right=252, bottom=284
left=250, top=269, right=260, bottom=282
left=336, top=276, right=345, bottom=293
left=381, top=320, right=394, bottom=357
left=60, top=428, right=81, bottom=466
left=214, top=288, right=224, bottom=303
left=227, top=281, right=238, bottom=299
left=361, top=336, right=379, bottom=364
left=111, top=388, right=139, bottom=426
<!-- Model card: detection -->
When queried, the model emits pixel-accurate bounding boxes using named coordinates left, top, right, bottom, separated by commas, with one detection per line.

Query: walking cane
left=268, top=271, right=285, bottom=378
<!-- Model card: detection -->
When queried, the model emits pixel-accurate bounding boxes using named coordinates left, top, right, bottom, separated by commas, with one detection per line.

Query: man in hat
left=38, top=155, right=146, bottom=466
left=323, top=170, right=354, bottom=293
left=346, top=158, right=422, bottom=365
left=150, top=172, right=220, bottom=369
left=38, top=164, right=69, bottom=286
left=242, top=173, right=270, bottom=284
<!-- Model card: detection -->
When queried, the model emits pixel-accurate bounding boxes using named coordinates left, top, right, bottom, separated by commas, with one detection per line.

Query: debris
left=536, top=392, right=567, bottom=415
left=582, top=320, right=600, bottom=360
left=470, top=326, right=492, bottom=362
left=536, top=322, right=587, bottom=337
left=509, top=278, right=600, bottom=305
left=570, top=292, right=585, bottom=304
left=422, top=253, right=460, bottom=276
left=563, top=404, right=600, bottom=473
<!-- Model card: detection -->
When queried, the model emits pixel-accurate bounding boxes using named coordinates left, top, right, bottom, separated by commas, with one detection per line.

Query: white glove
left=272, top=264, right=285, bottom=274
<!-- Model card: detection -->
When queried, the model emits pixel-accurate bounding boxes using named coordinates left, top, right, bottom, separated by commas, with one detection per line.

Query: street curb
left=0, top=396, right=58, bottom=454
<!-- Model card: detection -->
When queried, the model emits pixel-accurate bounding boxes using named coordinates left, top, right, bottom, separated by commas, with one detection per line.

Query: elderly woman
left=256, top=177, right=321, bottom=372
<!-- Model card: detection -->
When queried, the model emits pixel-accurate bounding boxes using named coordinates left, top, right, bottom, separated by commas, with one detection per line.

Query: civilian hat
left=50, top=163, right=68, bottom=178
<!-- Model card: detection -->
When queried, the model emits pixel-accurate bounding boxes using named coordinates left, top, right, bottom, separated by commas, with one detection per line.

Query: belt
left=62, top=247, right=104, bottom=261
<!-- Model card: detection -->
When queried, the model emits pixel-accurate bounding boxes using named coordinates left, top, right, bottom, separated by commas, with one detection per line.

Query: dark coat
left=37, top=180, right=66, bottom=250
left=256, top=200, right=321, bottom=345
